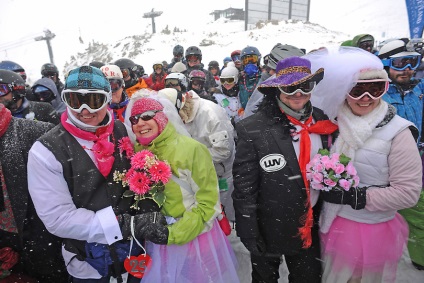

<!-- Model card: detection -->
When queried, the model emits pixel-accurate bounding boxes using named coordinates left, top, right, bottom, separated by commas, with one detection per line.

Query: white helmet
left=378, top=39, right=420, bottom=59
left=220, top=65, right=239, bottom=84
left=165, top=72, right=188, bottom=89
left=100, top=64, right=123, bottom=79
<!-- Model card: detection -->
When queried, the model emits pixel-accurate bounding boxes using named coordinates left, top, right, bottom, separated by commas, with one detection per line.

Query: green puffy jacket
left=135, top=123, right=220, bottom=245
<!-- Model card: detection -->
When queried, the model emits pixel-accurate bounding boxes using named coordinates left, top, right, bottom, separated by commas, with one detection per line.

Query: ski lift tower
left=35, top=29, right=56, bottom=65
left=143, top=9, right=163, bottom=34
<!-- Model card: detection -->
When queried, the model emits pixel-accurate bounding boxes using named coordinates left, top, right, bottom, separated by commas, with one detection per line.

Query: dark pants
left=250, top=231, right=322, bottom=283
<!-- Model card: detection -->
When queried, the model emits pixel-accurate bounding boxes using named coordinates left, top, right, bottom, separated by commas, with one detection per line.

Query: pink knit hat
left=131, top=98, right=168, bottom=133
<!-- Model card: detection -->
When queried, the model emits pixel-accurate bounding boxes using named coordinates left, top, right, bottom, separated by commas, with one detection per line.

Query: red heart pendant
left=124, top=254, right=152, bottom=278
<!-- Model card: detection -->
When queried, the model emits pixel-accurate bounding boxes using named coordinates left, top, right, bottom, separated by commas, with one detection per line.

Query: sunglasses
left=231, top=55, right=241, bottom=62
left=61, top=89, right=110, bottom=113
left=382, top=55, right=421, bottom=71
left=34, top=90, right=54, bottom=101
left=165, top=78, right=180, bottom=88
left=278, top=81, right=316, bottom=95
left=187, top=55, right=200, bottom=62
left=348, top=81, right=388, bottom=100
left=0, top=83, right=25, bottom=97
left=191, top=80, right=204, bottom=87
left=242, top=54, right=259, bottom=65
left=359, top=41, right=373, bottom=50
left=129, top=110, right=161, bottom=125
left=153, top=64, right=163, bottom=70
left=109, top=79, right=123, bottom=92
left=220, top=77, right=236, bottom=85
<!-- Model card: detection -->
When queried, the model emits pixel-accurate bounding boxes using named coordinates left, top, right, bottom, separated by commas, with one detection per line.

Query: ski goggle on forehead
left=0, top=83, right=25, bottom=97
left=62, top=89, right=110, bottom=113
left=165, top=78, right=179, bottom=87
left=382, top=55, right=421, bottom=71
left=129, top=110, right=161, bottom=125
left=348, top=80, right=388, bottom=100
left=278, top=81, right=316, bottom=95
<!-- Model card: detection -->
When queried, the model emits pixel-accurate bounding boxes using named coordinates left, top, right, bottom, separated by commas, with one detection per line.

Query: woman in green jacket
left=124, top=95, right=239, bottom=283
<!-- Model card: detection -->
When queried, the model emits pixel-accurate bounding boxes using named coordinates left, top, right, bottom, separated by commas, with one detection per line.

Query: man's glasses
left=34, top=90, right=54, bottom=101
left=359, top=41, right=374, bottom=50
left=165, top=78, right=180, bottom=88
left=0, top=83, right=25, bottom=97
left=109, top=79, right=123, bottom=92
left=220, top=77, right=236, bottom=85
left=129, top=110, right=161, bottom=125
left=348, top=81, right=388, bottom=100
left=61, top=89, right=110, bottom=113
left=278, top=81, right=316, bottom=95
left=44, top=72, right=57, bottom=79
left=231, top=55, right=241, bottom=62
left=242, top=54, right=259, bottom=65
left=382, top=55, right=421, bottom=71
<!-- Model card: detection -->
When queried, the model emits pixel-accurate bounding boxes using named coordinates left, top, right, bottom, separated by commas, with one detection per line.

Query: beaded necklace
left=241, top=73, right=260, bottom=93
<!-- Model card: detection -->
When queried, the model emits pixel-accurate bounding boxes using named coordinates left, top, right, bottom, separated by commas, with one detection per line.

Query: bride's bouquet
left=114, top=137, right=172, bottom=211
left=306, top=149, right=359, bottom=192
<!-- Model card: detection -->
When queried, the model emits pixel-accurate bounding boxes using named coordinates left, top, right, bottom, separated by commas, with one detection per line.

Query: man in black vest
left=232, top=57, right=338, bottom=283
left=27, top=66, right=166, bottom=282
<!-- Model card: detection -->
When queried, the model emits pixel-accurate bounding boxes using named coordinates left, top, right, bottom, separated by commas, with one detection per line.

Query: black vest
left=39, top=120, right=132, bottom=259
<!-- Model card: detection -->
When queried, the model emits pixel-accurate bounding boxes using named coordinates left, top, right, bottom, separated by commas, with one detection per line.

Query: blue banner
left=405, top=0, right=424, bottom=38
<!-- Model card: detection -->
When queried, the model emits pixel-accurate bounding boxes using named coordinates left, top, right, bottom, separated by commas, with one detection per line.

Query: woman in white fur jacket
left=305, top=47, right=422, bottom=283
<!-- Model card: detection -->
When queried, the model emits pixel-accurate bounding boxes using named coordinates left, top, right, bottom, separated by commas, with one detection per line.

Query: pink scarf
left=61, top=112, right=115, bottom=177
left=0, top=105, right=12, bottom=138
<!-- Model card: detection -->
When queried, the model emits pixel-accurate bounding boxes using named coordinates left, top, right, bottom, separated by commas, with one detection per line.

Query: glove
left=240, top=237, right=266, bottom=255
left=142, top=223, right=169, bottom=245
left=321, top=187, right=367, bottom=210
left=117, top=212, right=167, bottom=240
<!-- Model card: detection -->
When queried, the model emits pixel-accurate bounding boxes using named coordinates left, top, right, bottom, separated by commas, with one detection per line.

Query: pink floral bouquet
left=306, top=148, right=359, bottom=191
left=114, top=137, right=172, bottom=209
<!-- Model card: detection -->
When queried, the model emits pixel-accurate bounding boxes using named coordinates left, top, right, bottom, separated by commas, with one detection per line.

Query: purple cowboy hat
left=258, top=56, right=324, bottom=96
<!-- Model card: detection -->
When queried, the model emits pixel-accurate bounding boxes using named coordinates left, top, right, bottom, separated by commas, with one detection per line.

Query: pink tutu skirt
left=142, top=219, right=239, bottom=283
left=320, top=214, right=408, bottom=283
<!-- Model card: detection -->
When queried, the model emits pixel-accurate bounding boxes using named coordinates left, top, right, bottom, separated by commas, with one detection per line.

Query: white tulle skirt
left=142, top=219, right=240, bottom=283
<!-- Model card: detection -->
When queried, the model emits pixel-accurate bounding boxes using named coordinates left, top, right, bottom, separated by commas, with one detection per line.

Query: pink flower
left=118, top=137, right=134, bottom=158
left=311, top=182, right=324, bottom=190
left=320, top=156, right=334, bottom=170
left=149, top=161, right=172, bottom=183
left=128, top=171, right=151, bottom=194
left=324, top=178, right=337, bottom=187
left=314, top=163, right=325, bottom=172
left=130, top=151, right=154, bottom=169
left=334, top=163, right=345, bottom=175
left=352, top=175, right=360, bottom=187
left=346, top=162, right=357, bottom=176
left=330, top=153, right=340, bottom=163
left=310, top=154, right=321, bottom=164
left=338, top=179, right=351, bottom=191
left=312, top=172, right=324, bottom=184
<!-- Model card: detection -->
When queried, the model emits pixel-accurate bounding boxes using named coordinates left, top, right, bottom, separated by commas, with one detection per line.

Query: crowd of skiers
left=1, top=33, right=424, bottom=283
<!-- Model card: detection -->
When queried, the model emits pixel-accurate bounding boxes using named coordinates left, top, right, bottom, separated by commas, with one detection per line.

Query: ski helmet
left=0, top=69, right=26, bottom=100
left=185, top=46, right=202, bottom=61
left=89, top=61, right=105, bottom=69
left=208, top=60, right=219, bottom=70
left=220, top=65, right=239, bottom=84
left=188, top=70, right=206, bottom=82
left=173, top=45, right=184, bottom=56
left=0, top=60, right=25, bottom=72
left=267, top=44, right=305, bottom=70
left=241, top=46, right=262, bottom=66
left=41, top=63, right=59, bottom=77
left=166, top=72, right=188, bottom=91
